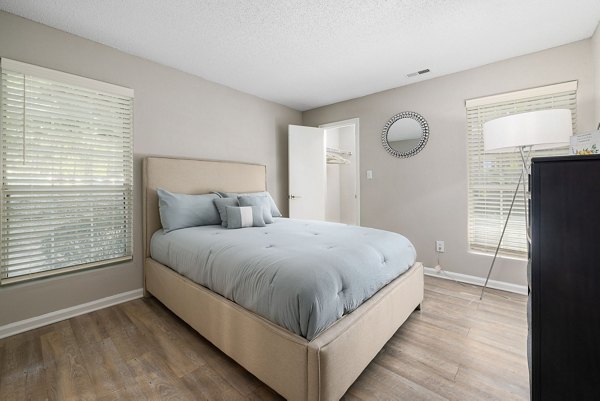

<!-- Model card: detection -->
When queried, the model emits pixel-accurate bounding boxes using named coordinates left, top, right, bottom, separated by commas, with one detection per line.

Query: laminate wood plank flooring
left=0, top=276, right=528, bottom=400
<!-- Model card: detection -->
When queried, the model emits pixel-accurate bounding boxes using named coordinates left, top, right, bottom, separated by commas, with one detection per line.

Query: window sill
left=468, top=249, right=528, bottom=262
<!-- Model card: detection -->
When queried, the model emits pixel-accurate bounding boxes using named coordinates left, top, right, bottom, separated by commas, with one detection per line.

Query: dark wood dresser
left=530, top=154, right=600, bottom=401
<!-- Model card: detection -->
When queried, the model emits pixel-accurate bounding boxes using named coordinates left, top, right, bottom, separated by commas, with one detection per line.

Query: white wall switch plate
left=436, top=240, right=445, bottom=253
left=366, top=170, right=373, bottom=180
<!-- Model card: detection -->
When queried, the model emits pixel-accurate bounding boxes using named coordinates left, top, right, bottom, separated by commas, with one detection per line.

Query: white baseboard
left=0, top=288, right=144, bottom=340
left=0, top=268, right=525, bottom=339
left=424, top=267, right=528, bottom=295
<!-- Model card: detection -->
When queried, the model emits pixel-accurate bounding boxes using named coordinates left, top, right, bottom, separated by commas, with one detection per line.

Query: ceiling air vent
left=407, top=69, right=430, bottom=78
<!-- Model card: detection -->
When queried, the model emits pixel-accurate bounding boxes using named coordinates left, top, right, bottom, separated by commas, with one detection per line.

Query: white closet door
left=288, top=125, right=326, bottom=220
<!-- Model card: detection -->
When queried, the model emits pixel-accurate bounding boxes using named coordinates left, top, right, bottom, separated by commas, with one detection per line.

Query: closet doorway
left=288, top=118, right=360, bottom=225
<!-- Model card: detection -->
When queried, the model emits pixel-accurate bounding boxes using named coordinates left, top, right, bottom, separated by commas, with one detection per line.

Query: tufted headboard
left=142, top=157, right=267, bottom=259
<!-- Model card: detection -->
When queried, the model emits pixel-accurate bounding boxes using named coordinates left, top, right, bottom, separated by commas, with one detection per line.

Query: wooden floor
left=0, top=276, right=529, bottom=401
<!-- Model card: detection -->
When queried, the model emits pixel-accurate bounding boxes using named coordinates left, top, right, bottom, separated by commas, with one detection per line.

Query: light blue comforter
left=150, top=218, right=416, bottom=340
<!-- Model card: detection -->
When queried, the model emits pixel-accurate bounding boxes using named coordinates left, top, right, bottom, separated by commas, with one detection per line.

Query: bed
left=143, top=156, right=424, bottom=401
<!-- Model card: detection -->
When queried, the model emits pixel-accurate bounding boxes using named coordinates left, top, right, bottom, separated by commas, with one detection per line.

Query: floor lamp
left=479, top=109, right=573, bottom=300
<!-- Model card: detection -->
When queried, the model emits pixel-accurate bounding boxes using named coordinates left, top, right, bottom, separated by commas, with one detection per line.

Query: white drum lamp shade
left=483, top=109, right=573, bottom=153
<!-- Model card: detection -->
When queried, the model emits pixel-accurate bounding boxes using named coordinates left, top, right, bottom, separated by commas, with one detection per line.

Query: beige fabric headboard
left=143, top=157, right=267, bottom=258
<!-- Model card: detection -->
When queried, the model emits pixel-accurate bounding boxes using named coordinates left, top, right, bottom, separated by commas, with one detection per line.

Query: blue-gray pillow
left=217, top=191, right=282, bottom=217
left=226, top=206, right=266, bottom=229
left=238, top=195, right=274, bottom=224
left=157, top=189, right=221, bottom=233
left=213, top=197, right=239, bottom=227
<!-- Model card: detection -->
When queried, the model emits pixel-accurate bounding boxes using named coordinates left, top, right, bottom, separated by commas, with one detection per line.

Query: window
left=0, top=59, right=133, bottom=284
left=466, top=81, right=576, bottom=258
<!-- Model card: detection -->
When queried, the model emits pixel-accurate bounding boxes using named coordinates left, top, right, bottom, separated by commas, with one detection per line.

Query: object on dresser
left=570, top=130, right=599, bottom=155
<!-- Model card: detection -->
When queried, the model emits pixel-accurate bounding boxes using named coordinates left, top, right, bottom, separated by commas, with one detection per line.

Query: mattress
left=150, top=218, right=416, bottom=340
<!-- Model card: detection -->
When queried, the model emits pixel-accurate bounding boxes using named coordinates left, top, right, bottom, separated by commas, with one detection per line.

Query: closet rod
left=326, top=147, right=352, bottom=157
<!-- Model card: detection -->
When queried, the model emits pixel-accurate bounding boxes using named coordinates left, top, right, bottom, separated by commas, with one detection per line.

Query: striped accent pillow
left=225, top=206, right=266, bottom=229
left=238, top=195, right=274, bottom=224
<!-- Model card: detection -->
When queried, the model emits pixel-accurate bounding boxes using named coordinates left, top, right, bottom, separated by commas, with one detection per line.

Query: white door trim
left=319, top=118, right=360, bottom=225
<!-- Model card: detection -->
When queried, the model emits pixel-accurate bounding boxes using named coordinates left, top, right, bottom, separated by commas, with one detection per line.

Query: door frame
left=318, top=118, right=360, bottom=226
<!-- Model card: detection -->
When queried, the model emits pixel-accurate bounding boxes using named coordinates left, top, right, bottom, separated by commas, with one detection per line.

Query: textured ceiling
left=1, top=0, right=599, bottom=111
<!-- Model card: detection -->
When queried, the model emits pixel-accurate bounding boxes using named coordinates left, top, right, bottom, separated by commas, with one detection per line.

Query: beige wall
left=593, top=22, right=600, bottom=124
left=303, top=40, right=596, bottom=286
left=0, top=11, right=301, bottom=326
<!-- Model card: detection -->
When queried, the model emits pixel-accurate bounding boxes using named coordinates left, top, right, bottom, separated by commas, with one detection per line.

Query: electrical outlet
left=436, top=240, right=445, bottom=253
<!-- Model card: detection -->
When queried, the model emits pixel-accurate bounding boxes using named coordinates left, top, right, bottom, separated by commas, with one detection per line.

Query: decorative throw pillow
left=157, top=189, right=221, bottom=233
left=213, top=197, right=240, bottom=227
left=226, top=206, right=266, bottom=229
left=238, top=195, right=274, bottom=224
left=217, top=191, right=282, bottom=217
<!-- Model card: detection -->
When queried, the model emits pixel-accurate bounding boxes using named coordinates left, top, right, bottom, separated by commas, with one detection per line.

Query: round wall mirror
left=382, top=111, right=429, bottom=158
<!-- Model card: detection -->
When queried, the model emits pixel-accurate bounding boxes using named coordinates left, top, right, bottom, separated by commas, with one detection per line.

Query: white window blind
left=0, top=59, right=133, bottom=284
left=466, top=81, right=577, bottom=258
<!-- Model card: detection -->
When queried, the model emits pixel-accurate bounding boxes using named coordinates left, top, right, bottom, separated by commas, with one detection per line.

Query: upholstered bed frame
left=142, top=156, right=424, bottom=401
